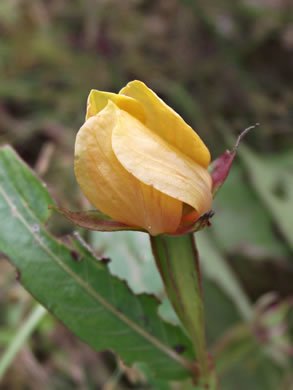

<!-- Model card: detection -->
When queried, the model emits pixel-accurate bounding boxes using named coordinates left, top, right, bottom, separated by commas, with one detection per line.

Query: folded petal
left=112, top=109, right=213, bottom=218
left=119, top=80, right=210, bottom=168
left=86, top=89, right=145, bottom=123
left=75, top=101, right=182, bottom=235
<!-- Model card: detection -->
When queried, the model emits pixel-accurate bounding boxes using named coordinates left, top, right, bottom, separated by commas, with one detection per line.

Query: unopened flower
left=74, top=81, right=212, bottom=235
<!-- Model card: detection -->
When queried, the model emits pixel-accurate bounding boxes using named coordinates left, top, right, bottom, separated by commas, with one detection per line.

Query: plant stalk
left=150, top=234, right=216, bottom=388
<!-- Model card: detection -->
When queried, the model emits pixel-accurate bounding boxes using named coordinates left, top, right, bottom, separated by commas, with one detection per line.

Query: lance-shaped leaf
left=0, top=145, right=195, bottom=380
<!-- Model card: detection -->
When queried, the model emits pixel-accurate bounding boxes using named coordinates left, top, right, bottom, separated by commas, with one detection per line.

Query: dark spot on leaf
left=140, top=315, right=149, bottom=326
left=140, top=316, right=152, bottom=332
left=101, top=257, right=111, bottom=264
left=173, top=344, right=185, bottom=354
left=71, top=250, right=81, bottom=262
left=271, top=178, right=287, bottom=200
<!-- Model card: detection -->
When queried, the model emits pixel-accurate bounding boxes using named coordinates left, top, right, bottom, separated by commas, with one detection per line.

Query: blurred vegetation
left=0, top=0, right=292, bottom=389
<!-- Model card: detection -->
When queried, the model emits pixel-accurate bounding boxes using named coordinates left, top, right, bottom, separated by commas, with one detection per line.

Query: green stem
left=150, top=234, right=216, bottom=388
left=0, top=304, right=47, bottom=381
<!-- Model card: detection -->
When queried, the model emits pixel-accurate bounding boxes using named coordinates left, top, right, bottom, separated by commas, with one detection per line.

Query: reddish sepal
left=210, top=124, right=258, bottom=197
left=49, top=206, right=144, bottom=232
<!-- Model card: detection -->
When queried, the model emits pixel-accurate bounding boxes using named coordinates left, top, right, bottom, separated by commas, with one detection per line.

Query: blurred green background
left=0, top=0, right=292, bottom=389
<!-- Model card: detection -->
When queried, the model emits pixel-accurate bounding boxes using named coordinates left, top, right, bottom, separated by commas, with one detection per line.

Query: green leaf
left=219, top=346, right=283, bottom=390
left=211, top=163, right=289, bottom=258
left=135, top=363, right=170, bottom=390
left=238, top=146, right=293, bottom=251
left=90, top=230, right=180, bottom=325
left=203, top=279, right=243, bottom=346
left=0, top=145, right=195, bottom=380
left=197, top=231, right=252, bottom=321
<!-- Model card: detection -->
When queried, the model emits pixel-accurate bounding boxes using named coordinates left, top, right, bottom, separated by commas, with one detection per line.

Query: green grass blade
left=0, top=304, right=47, bottom=381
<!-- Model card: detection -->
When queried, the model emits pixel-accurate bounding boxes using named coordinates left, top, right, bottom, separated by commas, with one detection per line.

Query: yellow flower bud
left=74, top=81, right=212, bottom=235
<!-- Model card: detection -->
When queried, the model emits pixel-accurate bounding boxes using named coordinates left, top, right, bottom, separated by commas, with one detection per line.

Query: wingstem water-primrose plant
left=0, top=81, right=255, bottom=389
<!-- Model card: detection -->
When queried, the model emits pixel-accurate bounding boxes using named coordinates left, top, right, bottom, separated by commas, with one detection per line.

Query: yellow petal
left=86, top=89, right=145, bottom=123
left=75, top=101, right=182, bottom=235
left=112, top=109, right=213, bottom=217
left=119, top=80, right=210, bottom=168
